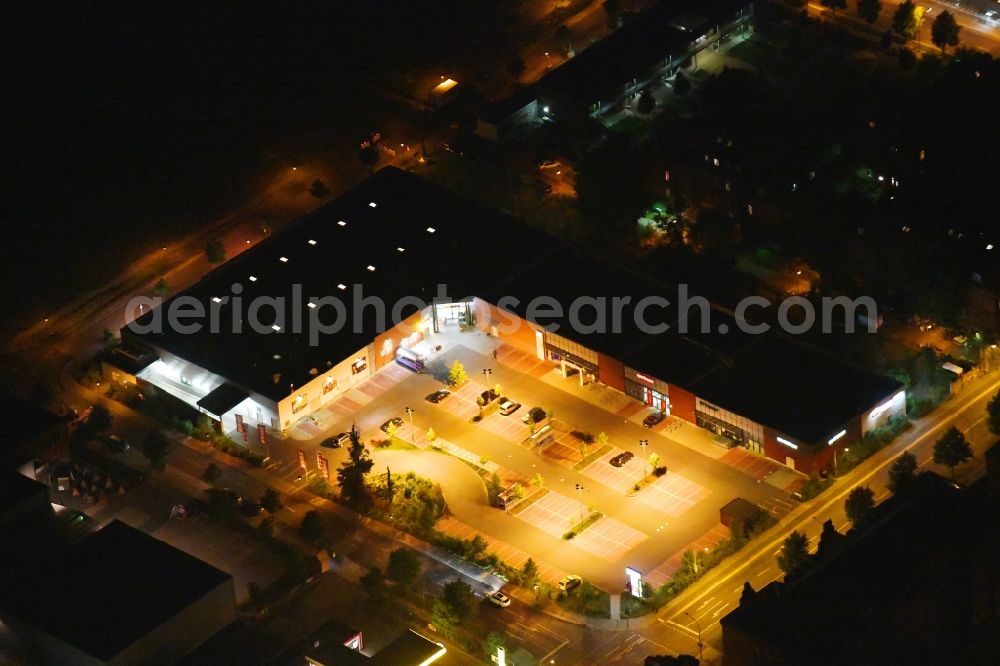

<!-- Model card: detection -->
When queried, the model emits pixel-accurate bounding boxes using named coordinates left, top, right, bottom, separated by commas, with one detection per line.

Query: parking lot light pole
left=575, top=483, right=585, bottom=520
left=639, top=439, right=649, bottom=477
left=482, top=368, right=493, bottom=388
left=684, top=611, right=704, bottom=662
left=405, top=406, right=415, bottom=443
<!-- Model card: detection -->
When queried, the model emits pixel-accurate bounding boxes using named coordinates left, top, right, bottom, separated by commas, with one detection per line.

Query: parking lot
left=275, top=334, right=797, bottom=589
left=513, top=489, right=647, bottom=561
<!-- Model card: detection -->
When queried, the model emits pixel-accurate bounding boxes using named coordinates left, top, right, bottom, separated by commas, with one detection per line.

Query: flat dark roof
left=5, top=391, right=62, bottom=446
left=197, top=383, right=249, bottom=417
left=371, top=629, right=445, bottom=665
left=688, top=336, right=901, bottom=444
left=0, top=520, right=232, bottom=661
left=128, top=167, right=555, bottom=401
left=0, top=469, right=48, bottom=516
left=535, top=0, right=751, bottom=107
left=129, top=168, right=899, bottom=437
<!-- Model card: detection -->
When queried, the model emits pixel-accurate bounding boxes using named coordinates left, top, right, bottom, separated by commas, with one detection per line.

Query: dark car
left=106, top=435, right=130, bottom=452
left=380, top=417, right=404, bottom=432
left=220, top=488, right=242, bottom=504
left=610, top=451, right=634, bottom=467
left=643, top=412, right=667, bottom=428
left=425, top=389, right=451, bottom=403
left=321, top=431, right=351, bottom=448
left=240, top=500, right=262, bottom=517
left=521, top=406, right=546, bottom=424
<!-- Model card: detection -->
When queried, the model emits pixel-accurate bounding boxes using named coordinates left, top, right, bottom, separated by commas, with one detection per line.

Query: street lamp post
left=684, top=612, right=704, bottom=663
left=482, top=368, right=492, bottom=386
left=575, top=483, right=585, bottom=520
left=834, top=447, right=850, bottom=476
left=405, top=406, right=415, bottom=443
left=693, top=546, right=708, bottom=575
left=639, top=439, right=649, bottom=478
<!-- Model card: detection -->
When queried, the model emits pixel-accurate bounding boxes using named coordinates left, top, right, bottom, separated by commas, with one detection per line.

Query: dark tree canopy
left=930, top=11, right=960, bottom=53
left=777, top=531, right=811, bottom=575
left=845, top=486, right=876, bottom=527
left=933, top=426, right=972, bottom=477
left=888, top=451, right=919, bottom=496
left=857, top=0, right=882, bottom=23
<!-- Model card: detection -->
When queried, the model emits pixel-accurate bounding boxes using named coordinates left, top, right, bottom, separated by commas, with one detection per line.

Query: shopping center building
left=119, top=167, right=903, bottom=474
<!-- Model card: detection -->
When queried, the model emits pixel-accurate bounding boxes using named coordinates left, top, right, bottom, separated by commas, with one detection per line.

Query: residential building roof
left=0, top=520, right=232, bottom=662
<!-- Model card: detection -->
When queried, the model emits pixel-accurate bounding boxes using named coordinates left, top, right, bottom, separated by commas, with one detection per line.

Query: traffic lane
left=476, top=596, right=569, bottom=663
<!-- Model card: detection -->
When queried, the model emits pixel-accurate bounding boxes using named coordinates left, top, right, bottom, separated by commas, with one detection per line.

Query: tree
left=204, top=240, right=225, bottom=264
left=820, top=0, right=847, bottom=15
left=857, top=0, right=882, bottom=23
left=580, top=441, right=589, bottom=459
left=531, top=472, right=545, bottom=488
left=202, top=462, right=221, bottom=485
left=487, top=472, right=503, bottom=505
left=358, top=133, right=380, bottom=174
left=360, top=566, right=386, bottom=598
left=776, top=531, right=811, bottom=575
left=300, top=509, right=325, bottom=545
left=931, top=10, right=960, bottom=54
left=555, top=24, right=572, bottom=51
left=509, top=482, right=525, bottom=501
left=844, top=486, right=875, bottom=527
left=648, top=452, right=663, bottom=471
left=597, top=432, right=609, bottom=447
left=153, top=277, right=169, bottom=298
left=887, top=451, right=918, bottom=496
left=485, top=631, right=507, bottom=663
left=448, top=361, right=467, bottom=386
left=142, top=429, right=170, bottom=470
left=506, top=56, right=526, bottom=85
left=575, top=134, right=646, bottom=241
left=636, top=90, right=655, bottom=115
left=892, top=1, right=919, bottom=40
left=88, top=404, right=113, bottom=433
left=522, top=557, right=540, bottom=586
left=309, top=179, right=330, bottom=199
left=933, top=426, right=972, bottom=478
left=336, top=426, right=374, bottom=506
left=260, top=487, right=283, bottom=513
left=102, top=328, right=120, bottom=348
left=442, top=580, right=474, bottom=621
left=988, top=391, right=1000, bottom=436
left=673, top=71, right=690, bottom=96
left=386, top=547, right=421, bottom=587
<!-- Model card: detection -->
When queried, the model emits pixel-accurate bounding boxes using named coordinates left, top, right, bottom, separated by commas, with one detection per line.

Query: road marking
left=756, top=567, right=770, bottom=577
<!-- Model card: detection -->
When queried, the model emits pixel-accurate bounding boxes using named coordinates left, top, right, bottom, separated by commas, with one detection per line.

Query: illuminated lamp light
left=777, top=436, right=798, bottom=450
left=827, top=429, right=847, bottom=445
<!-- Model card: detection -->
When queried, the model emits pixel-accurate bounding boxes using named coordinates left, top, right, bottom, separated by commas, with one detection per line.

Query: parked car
left=499, top=399, right=521, bottom=416
left=425, top=388, right=451, bottom=403
left=610, top=451, right=634, bottom=467
left=220, top=488, right=242, bottom=504
left=106, top=435, right=130, bottom=452
left=321, top=432, right=351, bottom=448
left=643, top=412, right=666, bottom=428
left=380, top=417, right=404, bottom=432
left=487, top=590, right=511, bottom=608
left=521, top=406, right=546, bottom=424
left=918, top=319, right=935, bottom=332
left=559, top=575, right=583, bottom=592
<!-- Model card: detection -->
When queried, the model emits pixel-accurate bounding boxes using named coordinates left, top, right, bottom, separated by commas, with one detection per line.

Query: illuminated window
left=397, top=247, right=405, bottom=253
left=323, top=376, right=337, bottom=394
left=426, top=227, right=436, bottom=233
left=308, top=239, right=317, bottom=246
left=369, top=202, right=377, bottom=208
left=338, top=220, right=347, bottom=227
left=212, top=297, right=222, bottom=303
left=279, top=256, right=288, bottom=263
left=307, top=302, right=317, bottom=309
left=351, top=357, right=368, bottom=374
left=292, top=394, right=307, bottom=413
left=249, top=275, right=258, bottom=282
left=272, top=324, right=281, bottom=331
left=367, top=265, right=375, bottom=272
left=337, top=283, right=347, bottom=290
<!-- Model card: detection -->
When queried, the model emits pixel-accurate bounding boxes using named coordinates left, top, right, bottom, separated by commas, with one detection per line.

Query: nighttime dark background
left=0, top=1, right=533, bottom=329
